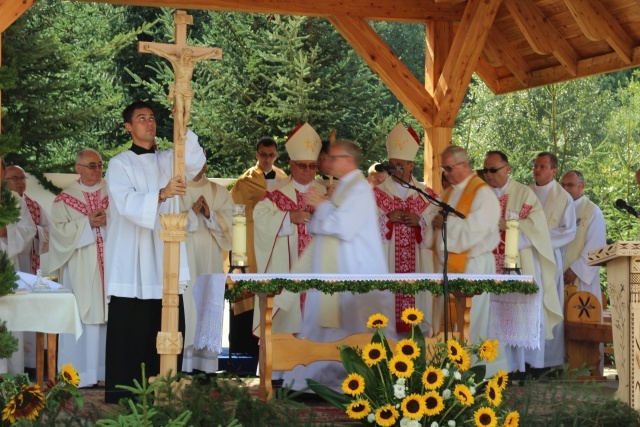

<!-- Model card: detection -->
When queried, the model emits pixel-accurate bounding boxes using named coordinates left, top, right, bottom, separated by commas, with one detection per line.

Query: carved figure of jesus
left=142, top=45, right=220, bottom=139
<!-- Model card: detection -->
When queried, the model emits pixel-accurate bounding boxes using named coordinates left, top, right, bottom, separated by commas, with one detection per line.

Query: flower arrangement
left=0, top=364, right=83, bottom=425
left=308, top=308, right=519, bottom=427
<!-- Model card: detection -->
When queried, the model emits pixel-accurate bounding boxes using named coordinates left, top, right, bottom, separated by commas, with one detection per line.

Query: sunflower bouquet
left=308, top=308, right=519, bottom=427
left=0, top=364, right=83, bottom=425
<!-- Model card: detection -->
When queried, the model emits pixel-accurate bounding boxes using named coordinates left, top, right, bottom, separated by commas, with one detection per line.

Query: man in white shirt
left=4, top=165, right=49, bottom=275
left=104, top=100, right=205, bottom=403
left=531, top=152, right=576, bottom=369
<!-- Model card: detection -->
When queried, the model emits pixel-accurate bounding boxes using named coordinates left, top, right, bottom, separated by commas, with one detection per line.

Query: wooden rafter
left=475, top=55, right=501, bottom=94
left=504, top=0, right=579, bottom=77
left=433, top=0, right=501, bottom=127
left=484, top=27, right=531, bottom=88
left=564, top=0, right=633, bottom=64
left=0, top=0, right=36, bottom=33
left=72, top=0, right=466, bottom=23
left=329, top=15, right=434, bottom=128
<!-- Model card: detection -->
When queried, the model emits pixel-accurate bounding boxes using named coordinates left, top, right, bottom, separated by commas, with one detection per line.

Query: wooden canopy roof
left=2, top=0, right=640, bottom=186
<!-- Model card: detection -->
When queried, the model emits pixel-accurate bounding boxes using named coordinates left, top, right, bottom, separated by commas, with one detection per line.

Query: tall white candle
left=504, top=211, right=520, bottom=269
left=231, top=204, right=247, bottom=266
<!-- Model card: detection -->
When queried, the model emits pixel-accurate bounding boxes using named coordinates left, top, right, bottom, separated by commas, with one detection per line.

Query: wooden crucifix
left=138, top=10, right=221, bottom=377
left=138, top=10, right=221, bottom=179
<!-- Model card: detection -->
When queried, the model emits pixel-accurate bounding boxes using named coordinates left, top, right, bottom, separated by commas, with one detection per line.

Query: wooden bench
left=564, top=290, right=613, bottom=380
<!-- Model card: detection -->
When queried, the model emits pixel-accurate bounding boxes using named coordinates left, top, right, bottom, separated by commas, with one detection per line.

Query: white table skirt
left=195, top=273, right=539, bottom=349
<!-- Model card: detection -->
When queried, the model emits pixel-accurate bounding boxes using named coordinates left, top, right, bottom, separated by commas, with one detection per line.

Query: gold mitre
left=285, top=122, right=322, bottom=161
left=386, top=123, right=420, bottom=161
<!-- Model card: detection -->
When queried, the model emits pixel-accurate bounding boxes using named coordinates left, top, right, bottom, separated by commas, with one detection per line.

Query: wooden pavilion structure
left=2, top=0, right=640, bottom=187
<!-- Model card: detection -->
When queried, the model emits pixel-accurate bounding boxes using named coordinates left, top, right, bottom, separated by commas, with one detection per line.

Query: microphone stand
left=390, top=172, right=465, bottom=341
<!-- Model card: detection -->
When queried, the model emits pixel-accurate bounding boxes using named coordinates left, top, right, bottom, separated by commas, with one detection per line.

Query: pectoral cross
left=138, top=10, right=221, bottom=179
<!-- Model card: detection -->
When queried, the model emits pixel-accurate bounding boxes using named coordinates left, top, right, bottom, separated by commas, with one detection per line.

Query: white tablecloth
left=193, top=274, right=226, bottom=353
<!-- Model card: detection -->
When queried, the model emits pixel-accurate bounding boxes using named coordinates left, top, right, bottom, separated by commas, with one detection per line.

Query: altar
left=196, top=272, right=538, bottom=401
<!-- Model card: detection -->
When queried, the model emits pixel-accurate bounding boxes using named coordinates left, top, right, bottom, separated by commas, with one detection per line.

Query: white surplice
left=1, top=192, right=36, bottom=271
left=15, top=194, right=50, bottom=275
left=105, top=129, right=206, bottom=299
left=282, top=170, right=390, bottom=391
left=180, top=177, right=233, bottom=373
left=433, top=173, right=507, bottom=376
left=531, top=179, right=576, bottom=367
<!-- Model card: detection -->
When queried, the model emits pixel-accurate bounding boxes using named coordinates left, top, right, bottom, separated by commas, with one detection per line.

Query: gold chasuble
left=439, top=175, right=488, bottom=273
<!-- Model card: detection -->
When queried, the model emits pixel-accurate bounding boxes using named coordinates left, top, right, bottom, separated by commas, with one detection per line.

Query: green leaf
left=305, top=379, right=350, bottom=409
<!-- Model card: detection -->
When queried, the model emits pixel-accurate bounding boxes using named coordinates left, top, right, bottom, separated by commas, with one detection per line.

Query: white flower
left=441, top=368, right=449, bottom=377
left=469, top=386, right=476, bottom=395
left=404, top=420, right=420, bottom=427
left=400, top=418, right=411, bottom=427
left=367, top=413, right=375, bottom=423
left=431, top=422, right=439, bottom=427
left=442, top=388, right=451, bottom=399
left=454, top=371, right=462, bottom=380
left=394, top=384, right=406, bottom=399
left=396, top=377, right=406, bottom=385
left=448, top=421, right=456, bottom=427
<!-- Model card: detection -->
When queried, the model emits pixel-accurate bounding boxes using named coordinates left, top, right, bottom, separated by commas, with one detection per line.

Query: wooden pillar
left=425, top=21, right=453, bottom=193
left=157, top=213, right=188, bottom=375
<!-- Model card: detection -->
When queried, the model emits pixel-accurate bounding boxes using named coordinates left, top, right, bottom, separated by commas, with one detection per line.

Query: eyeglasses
left=292, top=161, right=318, bottom=171
left=257, top=152, right=277, bottom=159
left=4, top=176, right=26, bottom=182
left=328, top=155, right=351, bottom=161
left=481, top=164, right=508, bottom=174
left=440, top=162, right=464, bottom=173
left=561, top=182, right=582, bottom=188
left=77, top=163, right=104, bottom=171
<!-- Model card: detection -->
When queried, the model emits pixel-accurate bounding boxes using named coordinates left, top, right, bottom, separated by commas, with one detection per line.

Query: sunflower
left=474, top=406, right=497, bottom=427
left=342, top=373, right=365, bottom=396
left=485, top=382, right=502, bottom=406
left=1, top=385, right=45, bottom=423
left=447, top=339, right=464, bottom=359
left=345, top=399, right=371, bottom=420
left=388, top=354, right=414, bottom=378
left=478, top=339, right=499, bottom=362
left=503, top=411, right=520, bottom=427
left=375, top=404, right=400, bottom=427
left=422, top=366, right=444, bottom=390
left=423, top=391, right=445, bottom=416
left=401, top=307, right=424, bottom=325
left=453, top=384, right=475, bottom=406
left=367, top=313, right=388, bottom=329
left=399, top=393, right=425, bottom=419
left=450, top=348, right=471, bottom=372
left=395, top=339, right=420, bottom=360
left=60, top=364, right=80, bottom=387
left=362, top=342, right=387, bottom=367
left=491, top=370, right=509, bottom=392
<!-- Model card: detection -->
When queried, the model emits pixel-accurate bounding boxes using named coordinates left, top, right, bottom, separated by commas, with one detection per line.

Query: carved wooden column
left=157, top=213, right=188, bottom=375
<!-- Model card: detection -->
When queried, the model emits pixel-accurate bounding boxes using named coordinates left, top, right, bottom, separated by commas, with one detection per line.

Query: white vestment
left=373, top=177, right=438, bottom=332
left=492, top=179, right=561, bottom=372
left=179, top=177, right=233, bottom=373
left=565, top=195, right=606, bottom=301
left=4, top=192, right=37, bottom=375
left=252, top=178, right=326, bottom=335
left=48, top=179, right=109, bottom=387
left=531, top=180, right=576, bottom=367
left=105, top=129, right=206, bottom=299
left=283, top=170, right=391, bottom=390
left=433, top=173, right=507, bottom=376
left=16, top=194, right=50, bottom=275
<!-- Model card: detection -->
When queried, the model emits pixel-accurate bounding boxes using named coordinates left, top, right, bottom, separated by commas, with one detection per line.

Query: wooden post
left=138, top=10, right=221, bottom=376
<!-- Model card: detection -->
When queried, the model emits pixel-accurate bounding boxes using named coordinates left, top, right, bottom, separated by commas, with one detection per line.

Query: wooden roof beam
left=0, top=0, right=36, bottom=33
left=495, top=45, right=640, bottom=94
left=72, top=0, right=466, bottom=23
left=329, top=15, right=434, bottom=128
left=484, top=27, right=532, bottom=88
left=475, top=55, right=500, bottom=94
left=433, top=0, right=501, bottom=127
left=564, top=0, right=633, bottom=64
left=504, top=0, right=579, bottom=77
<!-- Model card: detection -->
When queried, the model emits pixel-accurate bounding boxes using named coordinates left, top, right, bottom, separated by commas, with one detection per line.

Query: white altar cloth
left=192, top=274, right=225, bottom=354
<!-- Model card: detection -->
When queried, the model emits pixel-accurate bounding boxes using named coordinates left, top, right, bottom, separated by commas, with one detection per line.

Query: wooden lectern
left=588, top=241, right=640, bottom=409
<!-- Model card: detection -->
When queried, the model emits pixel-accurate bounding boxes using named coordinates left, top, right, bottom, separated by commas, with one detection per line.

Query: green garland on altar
left=225, top=276, right=538, bottom=302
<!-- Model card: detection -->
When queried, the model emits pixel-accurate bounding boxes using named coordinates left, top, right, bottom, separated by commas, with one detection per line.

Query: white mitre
left=386, top=123, right=420, bottom=161
left=286, top=122, right=322, bottom=161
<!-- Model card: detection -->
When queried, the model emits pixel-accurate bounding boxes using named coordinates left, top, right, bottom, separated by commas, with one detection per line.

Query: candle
left=504, top=210, right=520, bottom=269
left=231, top=204, right=247, bottom=266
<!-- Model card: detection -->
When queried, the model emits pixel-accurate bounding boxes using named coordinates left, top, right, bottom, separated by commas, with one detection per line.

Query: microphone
left=374, top=163, right=402, bottom=173
left=615, top=199, right=639, bottom=217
